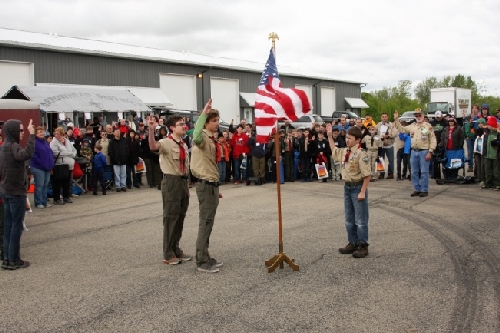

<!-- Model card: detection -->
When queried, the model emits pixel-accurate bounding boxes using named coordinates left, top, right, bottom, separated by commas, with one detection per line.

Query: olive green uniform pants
left=195, top=182, right=219, bottom=264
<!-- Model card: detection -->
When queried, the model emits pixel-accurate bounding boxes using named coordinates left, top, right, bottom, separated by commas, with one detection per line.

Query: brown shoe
left=352, top=242, right=369, bottom=258
left=419, top=192, right=428, bottom=197
left=338, top=243, right=357, bottom=254
left=386, top=174, right=394, bottom=179
left=410, top=191, right=421, bottom=197
left=378, top=175, right=384, bottom=179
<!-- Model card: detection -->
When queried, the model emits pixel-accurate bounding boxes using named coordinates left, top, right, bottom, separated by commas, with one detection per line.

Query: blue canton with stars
left=258, top=49, right=280, bottom=86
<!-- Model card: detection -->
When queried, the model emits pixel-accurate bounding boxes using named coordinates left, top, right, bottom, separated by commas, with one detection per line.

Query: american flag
left=254, top=48, right=311, bottom=143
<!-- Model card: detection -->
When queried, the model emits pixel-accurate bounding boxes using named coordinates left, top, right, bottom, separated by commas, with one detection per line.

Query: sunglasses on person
left=415, top=114, right=423, bottom=118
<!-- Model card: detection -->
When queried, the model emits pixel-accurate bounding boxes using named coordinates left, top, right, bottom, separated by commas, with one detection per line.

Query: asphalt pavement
left=1, top=176, right=499, bottom=333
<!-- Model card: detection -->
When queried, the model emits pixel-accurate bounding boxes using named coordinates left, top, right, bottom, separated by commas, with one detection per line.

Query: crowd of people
left=1, top=102, right=499, bottom=271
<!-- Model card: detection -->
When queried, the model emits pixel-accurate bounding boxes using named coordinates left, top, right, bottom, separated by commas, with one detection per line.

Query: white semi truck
left=427, top=87, right=471, bottom=125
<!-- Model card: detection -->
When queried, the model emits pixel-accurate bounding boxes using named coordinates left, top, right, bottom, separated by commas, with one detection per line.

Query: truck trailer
left=427, top=87, right=471, bottom=125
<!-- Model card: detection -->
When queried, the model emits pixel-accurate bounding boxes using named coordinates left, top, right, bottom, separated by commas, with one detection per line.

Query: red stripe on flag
left=253, top=116, right=277, bottom=127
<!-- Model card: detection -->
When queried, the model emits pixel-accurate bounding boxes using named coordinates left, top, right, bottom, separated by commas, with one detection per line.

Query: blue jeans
left=232, top=158, right=246, bottom=182
left=343, top=185, right=369, bottom=244
left=466, top=138, right=474, bottom=167
left=113, top=165, right=127, bottom=189
left=380, top=147, right=394, bottom=175
left=2, top=194, right=26, bottom=262
left=31, top=167, right=50, bottom=206
left=410, top=149, right=431, bottom=192
left=293, top=152, right=300, bottom=179
left=217, top=161, right=226, bottom=182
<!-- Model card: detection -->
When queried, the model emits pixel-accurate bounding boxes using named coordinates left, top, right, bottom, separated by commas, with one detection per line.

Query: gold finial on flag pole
left=268, top=32, right=279, bottom=50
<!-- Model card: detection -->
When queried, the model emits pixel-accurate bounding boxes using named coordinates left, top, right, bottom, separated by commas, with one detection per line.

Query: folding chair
left=73, top=159, right=87, bottom=194
left=436, top=149, right=470, bottom=184
left=104, top=165, right=114, bottom=191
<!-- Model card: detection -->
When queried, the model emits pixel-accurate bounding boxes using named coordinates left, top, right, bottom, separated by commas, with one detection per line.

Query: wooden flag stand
left=264, top=33, right=299, bottom=272
left=264, top=129, right=300, bottom=273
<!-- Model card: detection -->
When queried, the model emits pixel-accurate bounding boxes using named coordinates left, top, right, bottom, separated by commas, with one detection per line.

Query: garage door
left=210, top=78, right=239, bottom=123
left=320, top=87, right=335, bottom=116
left=0, top=61, right=34, bottom=95
left=159, top=73, right=196, bottom=110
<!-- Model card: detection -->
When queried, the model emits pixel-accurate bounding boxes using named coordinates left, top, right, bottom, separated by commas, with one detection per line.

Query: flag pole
left=264, top=32, right=299, bottom=273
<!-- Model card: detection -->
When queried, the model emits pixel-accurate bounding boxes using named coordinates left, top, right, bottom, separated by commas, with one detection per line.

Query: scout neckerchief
left=168, top=135, right=186, bottom=173
left=344, top=143, right=362, bottom=162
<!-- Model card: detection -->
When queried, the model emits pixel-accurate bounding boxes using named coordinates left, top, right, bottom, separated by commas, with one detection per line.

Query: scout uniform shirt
left=331, top=144, right=372, bottom=182
left=394, top=121, right=437, bottom=153
left=191, top=129, right=219, bottom=182
left=362, top=135, right=382, bottom=152
left=158, top=137, right=190, bottom=177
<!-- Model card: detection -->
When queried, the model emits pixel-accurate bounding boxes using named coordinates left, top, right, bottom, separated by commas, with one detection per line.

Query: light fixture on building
left=197, top=73, right=203, bottom=78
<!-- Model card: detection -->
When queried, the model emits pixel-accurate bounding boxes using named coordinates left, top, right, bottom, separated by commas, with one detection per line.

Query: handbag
left=52, top=152, right=69, bottom=181
left=136, top=158, right=146, bottom=173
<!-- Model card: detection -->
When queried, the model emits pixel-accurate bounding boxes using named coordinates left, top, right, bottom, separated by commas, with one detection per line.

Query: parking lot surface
left=2, top=179, right=499, bottom=333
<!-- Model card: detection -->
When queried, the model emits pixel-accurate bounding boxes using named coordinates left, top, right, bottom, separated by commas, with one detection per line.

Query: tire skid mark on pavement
left=23, top=213, right=163, bottom=248
left=26, top=200, right=161, bottom=228
left=381, top=205, right=479, bottom=333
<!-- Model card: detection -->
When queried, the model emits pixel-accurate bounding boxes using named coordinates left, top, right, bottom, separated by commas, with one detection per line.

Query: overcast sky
left=2, top=0, right=500, bottom=96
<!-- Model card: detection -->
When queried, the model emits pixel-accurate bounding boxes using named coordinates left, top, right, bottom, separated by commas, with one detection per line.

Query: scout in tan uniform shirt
left=327, top=124, right=372, bottom=258
left=191, top=99, right=224, bottom=274
left=394, top=108, right=437, bottom=197
left=148, top=115, right=192, bottom=266
left=361, top=126, right=383, bottom=181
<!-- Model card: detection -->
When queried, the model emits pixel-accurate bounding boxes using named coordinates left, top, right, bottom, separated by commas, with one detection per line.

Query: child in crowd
left=361, top=126, right=382, bottom=182
left=474, top=118, right=486, bottom=184
left=91, top=144, right=107, bottom=195
left=314, top=131, right=331, bottom=182
left=216, top=135, right=230, bottom=184
left=483, top=116, right=500, bottom=190
left=330, top=127, right=345, bottom=181
left=80, top=139, right=93, bottom=167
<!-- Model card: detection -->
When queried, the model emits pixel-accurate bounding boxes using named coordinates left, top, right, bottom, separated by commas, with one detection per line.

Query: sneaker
left=209, top=258, right=223, bottom=268
left=479, top=181, right=485, bottom=187
left=163, top=257, right=180, bottom=265
left=116, top=188, right=121, bottom=192
left=352, top=242, right=369, bottom=258
left=70, top=194, right=79, bottom=198
left=338, top=243, right=357, bottom=254
left=63, top=198, right=73, bottom=203
left=121, top=188, right=127, bottom=192
left=178, top=252, right=193, bottom=261
left=1, top=260, right=10, bottom=269
left=93, top=191, right=98, bottom=195
left=234, top=181, right=239, bottom=185
left=9, top=259, right=30, bottom=269
left=495, top=186, right=500, bottom=191
left=44, top=204, right=52, bottom=208
left=197, top=261, right=219, bottom=273
left=53, top=199, right=65, bottom=205
left=386, top=174, right=394, bottom=179
left=419, top=192, right=428, bottom=197
left=410, top=191, right=421, bottom=197
left=36, top=204, right=45, bottom=209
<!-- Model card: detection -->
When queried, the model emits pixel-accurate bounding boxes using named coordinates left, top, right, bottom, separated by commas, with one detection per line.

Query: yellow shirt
left=331, top=144, right=372, bottom=182
left=191, top=129, right=219, bottom=182
left=158, top=137, right=190, bottom=176
left=394, top=121, right=437, bottom=153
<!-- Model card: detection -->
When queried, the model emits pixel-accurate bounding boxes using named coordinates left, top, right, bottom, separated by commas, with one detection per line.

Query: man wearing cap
left=394, top=109, right=437, bottom=197
left=430, top=111, right=448, bottom=177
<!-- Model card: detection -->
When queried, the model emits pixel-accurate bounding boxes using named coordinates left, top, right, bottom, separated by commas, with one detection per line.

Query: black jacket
left=127, top=137, right=140, bottom=165
left=0, top=120, right=35, bottom=196
left=440, top=126, right=465, bottom=150
left=108, top=137, right=130, bottom=165
left=296, top=137, right=315, bottom=157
